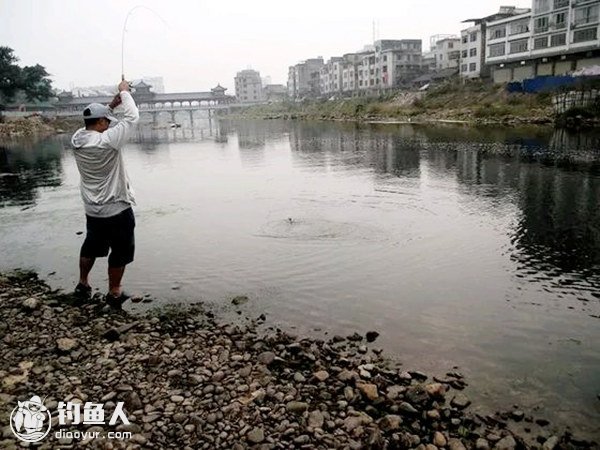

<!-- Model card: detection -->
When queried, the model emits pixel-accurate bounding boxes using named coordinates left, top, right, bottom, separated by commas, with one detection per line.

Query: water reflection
left=0, top=139, right=63, bottom=208
left=282, top=121, right=600, bottom=297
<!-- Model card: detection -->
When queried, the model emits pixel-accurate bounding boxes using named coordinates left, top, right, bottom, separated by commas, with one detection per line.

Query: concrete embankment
left=0, top=270, right=595, bottom=449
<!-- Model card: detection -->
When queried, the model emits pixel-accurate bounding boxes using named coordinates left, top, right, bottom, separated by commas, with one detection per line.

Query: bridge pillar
left=170, top=111, right=176, bottom=124
left=189, top=110, right=194, bottom=127
left=208, top=109, right=212, bottom=134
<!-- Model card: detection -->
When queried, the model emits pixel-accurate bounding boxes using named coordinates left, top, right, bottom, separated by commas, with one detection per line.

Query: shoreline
left=0, top=270, right=596, bottom=449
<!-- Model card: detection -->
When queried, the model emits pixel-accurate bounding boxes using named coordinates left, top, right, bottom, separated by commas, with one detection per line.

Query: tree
left=0, top=46, right=53, bottom=105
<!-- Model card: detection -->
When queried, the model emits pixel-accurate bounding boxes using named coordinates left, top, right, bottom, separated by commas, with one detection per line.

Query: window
left=461, top=64, right=468, bottom=72
left=535, top=16, right=549, bottom=33
left=573, top=27, right=598, bottom=42
left=554, top=0, right=569, bottom=8
left=462, top=50, right=468, bottom=58
left=469, top=63, right=477, bottom=72
left=534, top=0, right=550, bottom=14
left=490, top=27, right=507, bottom=39
left=489, top=43, right=506, bottom=57
left=469, top=48, right=477, bottom=57
left=534, top=36, right=549, bottom=48
left=462, top=35, right=468, bottom=43
left=383, top=55, right=387, bottom=62
left=470, top=32, right=478, bottom=42
left=382, top=65, right=387, bottom=72
left=509, top=39, right=529, bottom=53
left=550, top=33, right=566, bottom=46
left=448, top=42, right=454, bottom=49
left=574, top=6, right=599, bottom=26
left=553, top=12, right=567, bottom=29
left=511, top=20, right=530, bottom=35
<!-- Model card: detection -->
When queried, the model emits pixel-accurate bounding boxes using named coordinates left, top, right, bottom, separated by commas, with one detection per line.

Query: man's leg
left=108, top=266, right=126, bottom=297
left=79, top=256, right=95, bottom=287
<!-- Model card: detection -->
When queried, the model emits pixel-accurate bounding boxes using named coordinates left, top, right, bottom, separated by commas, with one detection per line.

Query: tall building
left=431, top=36, right=461, bottom=70
left=235, top=69, right=263, bottom=103
left=320, top=57, right=344, bottom=96
left=355, top=40, right=423, bottom=92
left=486, top=0, right=600, bottom=82
left=287, top=58, right=324, bottom=98
left=460, top=6, right=531, bottom=79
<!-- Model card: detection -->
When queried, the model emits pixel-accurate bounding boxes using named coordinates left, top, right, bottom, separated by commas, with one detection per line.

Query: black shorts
left=80, top=208, right=136, bottom=267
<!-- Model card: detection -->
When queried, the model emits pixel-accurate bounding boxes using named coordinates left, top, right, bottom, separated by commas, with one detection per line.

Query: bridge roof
left=58, top=91, right=231, bottom=106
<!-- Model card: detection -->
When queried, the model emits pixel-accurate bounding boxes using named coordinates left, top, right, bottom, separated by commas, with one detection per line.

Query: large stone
left=286, top=401, right=309, bottom=414
left=476, top=438, right=491, bottom=450
left=542, top=436, right=559, bottom=450
left=448, top=438, right=467, bottom=450
left=313, top=370, right=329, bottom=382
left=425, top=383, right=446, bottom=399
left=494, top=435, right=516, bottom=450
left=56, top=338, right=77, bottom=352
left=308, top=410, right=324, bottom=428
left=406, top=385, right=429, bottom=404
left=247, top=427, right=264, bottom=444
left=257, top=351, right=276, bottom=365
left=356, top=382, right=378, bottom=401
left=378, top=414, right=402, bottom=431
left=399, top=402, right=418, bottom=414
left=451, top=393, right=471, bottom=409
left=22, top=297, right=39, bottom=311
left=433, top=431, right=447, bottom=447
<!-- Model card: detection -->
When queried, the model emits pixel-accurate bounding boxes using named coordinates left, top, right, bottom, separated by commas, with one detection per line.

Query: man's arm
left=103, top=80, right=139, bottom=150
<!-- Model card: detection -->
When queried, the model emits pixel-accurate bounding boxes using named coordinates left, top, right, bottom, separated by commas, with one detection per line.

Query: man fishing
left=71, top=79, right=139, bottom=309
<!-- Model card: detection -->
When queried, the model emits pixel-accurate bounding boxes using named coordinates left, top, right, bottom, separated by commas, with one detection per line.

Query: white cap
left=82, top=103, right=117, bottom=122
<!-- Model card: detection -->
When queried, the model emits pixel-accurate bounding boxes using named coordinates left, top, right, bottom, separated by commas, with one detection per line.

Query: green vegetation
left=0, top=46, right=53, bottom=108
left=230, top=80, right=555, bottom=124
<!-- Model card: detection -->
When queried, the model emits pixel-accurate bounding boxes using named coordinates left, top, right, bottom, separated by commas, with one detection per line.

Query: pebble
left=286, top=401, right=309, bottom=413
left=356, top=382, right=378, bottom=400
left=0, top=271, right=577, bottom=450
left=247, top=427, right=265, bottom=444
left=313, top=370, right=329, bottom=382
left=451, top=393, right=471, bottom=409
left=494, top=435, right=516, bottom=450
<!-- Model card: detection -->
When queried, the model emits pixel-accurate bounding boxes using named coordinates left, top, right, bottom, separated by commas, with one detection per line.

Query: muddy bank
left=0, top=116, right=80, bottom=138
left=0, top=271, right=595, bottom=449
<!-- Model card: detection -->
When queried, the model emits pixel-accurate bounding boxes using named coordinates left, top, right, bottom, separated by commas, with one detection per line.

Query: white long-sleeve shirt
left=71, top=91, right=140, bottom=218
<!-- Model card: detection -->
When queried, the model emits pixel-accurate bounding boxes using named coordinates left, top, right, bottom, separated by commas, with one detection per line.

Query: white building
left=235, top=69, right=264, bottom=103
left=288, top=58, right=324, bottom=98
left=355, top=40, right=423, bottom=93
left=432, top=37, right=461, bottom=70
left=486, top=0, right=600, bottom=83
left=460, top=7, right=531, bottom=79
left=320, top=57, right=344, bottom=96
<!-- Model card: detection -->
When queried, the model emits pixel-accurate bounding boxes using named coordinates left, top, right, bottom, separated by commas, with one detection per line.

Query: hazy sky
left=1, top=0, right=529, bottom=93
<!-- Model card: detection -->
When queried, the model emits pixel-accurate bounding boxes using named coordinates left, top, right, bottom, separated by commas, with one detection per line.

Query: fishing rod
left=121, top=5, right=168, bottom=81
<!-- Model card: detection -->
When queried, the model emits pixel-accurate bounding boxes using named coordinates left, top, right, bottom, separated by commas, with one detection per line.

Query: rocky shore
left=0, top=271, right=595, bottom=449
left=0, top=116, right=80, bottom=138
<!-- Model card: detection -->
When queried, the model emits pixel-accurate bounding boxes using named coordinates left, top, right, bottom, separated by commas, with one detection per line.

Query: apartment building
left=341, top=53, right=364, bottom=94
left=287, top=58, right=325, bottom=98
left=432, top=37, right=461, bottom=70
left=320, top=57, right=344, bottom=96
left=459, top=7, right=531, bottom=79
left=234, top=69, right=263, bottom=103
left=486, top=0, right=600, bottom=82
left=355, top=40, right=423, bottom=92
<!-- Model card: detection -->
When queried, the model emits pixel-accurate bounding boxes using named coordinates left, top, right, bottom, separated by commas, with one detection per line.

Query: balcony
left=553, top=0, right=569, bottom=8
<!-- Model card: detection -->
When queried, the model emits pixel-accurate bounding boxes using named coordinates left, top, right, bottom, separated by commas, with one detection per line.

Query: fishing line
left=121, top=5, right=168, bottom=81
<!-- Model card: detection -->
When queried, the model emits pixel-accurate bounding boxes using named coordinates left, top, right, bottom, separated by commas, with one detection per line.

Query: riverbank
left=0, top=271, right=595, bottom=449
left=0, top=115, right=80, bottom=138
left=227, top=83, right=559, bottom=126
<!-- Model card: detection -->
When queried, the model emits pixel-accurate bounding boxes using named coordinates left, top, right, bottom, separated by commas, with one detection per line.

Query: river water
left=1, top=119, right=599, bottom=439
